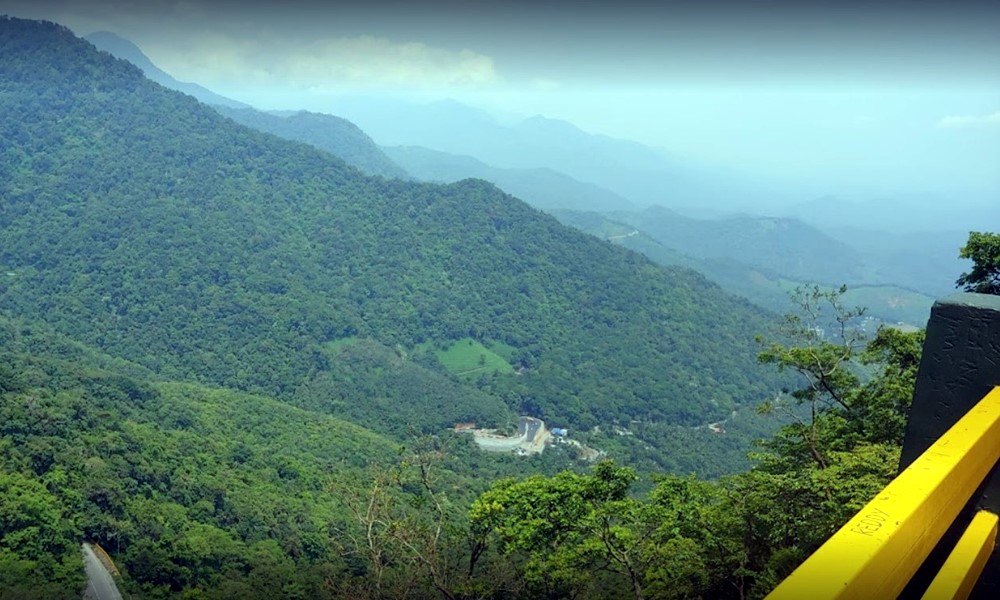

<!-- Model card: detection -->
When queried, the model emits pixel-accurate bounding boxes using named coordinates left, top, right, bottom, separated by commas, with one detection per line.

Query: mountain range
left=383, top=144, right=635, bottom=212
left=214, top=106, right=410, bottom=179
left=80, top=28, right=959, bottom=329
left=326, top=96, right=784, bottom=213
left=1, top=17, right=783, bottom=461
left=0, top=16, right=959, bottom=599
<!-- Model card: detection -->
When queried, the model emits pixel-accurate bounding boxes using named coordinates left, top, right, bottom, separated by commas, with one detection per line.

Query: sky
left=4, top=0, right=1000, bottom=203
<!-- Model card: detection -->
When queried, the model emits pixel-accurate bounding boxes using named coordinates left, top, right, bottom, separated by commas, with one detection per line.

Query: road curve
left=82, top=543, right=123, bottom=600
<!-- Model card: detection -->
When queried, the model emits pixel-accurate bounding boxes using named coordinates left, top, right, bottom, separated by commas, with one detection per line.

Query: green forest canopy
left=0, top=15, right=968, bottom=600
left=1, top=16, right=787, bottom=469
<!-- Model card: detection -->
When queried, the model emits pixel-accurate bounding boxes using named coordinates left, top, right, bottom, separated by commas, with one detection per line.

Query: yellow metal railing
left=767, top=386, right=1000, bottom=600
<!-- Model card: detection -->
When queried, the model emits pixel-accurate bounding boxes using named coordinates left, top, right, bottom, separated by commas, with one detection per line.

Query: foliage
left=0, top=17, right=935, bottom=600
left=956, top=231, right=1000, bottom=294
left=293, top=339, right=511, bottom=436
left=470, top=461, right=641, bottom=599
left=0, top=317, right=402, bottom=598
left=754, top=285, right=921, bottom=466
left=0, top=16, right=784, bottom=472
left=755, top=285, right=868, bottom=467
left=330, top=438, right=522, bottom=600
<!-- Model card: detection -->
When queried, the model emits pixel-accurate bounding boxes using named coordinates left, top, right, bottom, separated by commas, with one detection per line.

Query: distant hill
left=819, top=225, right=969, bottom=298
left=84, top=30, right=250, bottom=109
left=384, top=145, right=635, bottom=212
left=215, top=106, right=410, bottom=179
left=554, top=210, right=936, bottom=327
left=327, top=96, right=783, bottom=212
left=606, top=206, right=868, bottom=286
left=1, top=17, right=784, bottom=466
left=787, top=192, right=1000, bottom=235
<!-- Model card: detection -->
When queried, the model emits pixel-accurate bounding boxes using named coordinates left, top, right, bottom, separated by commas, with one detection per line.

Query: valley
left=1, top=9, right=994, bottom=600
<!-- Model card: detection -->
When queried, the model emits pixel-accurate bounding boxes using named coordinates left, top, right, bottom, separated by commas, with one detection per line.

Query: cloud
left=143, top=33, right=499, bottom=91
left=937, top=111, right=1000, bottom=128
left=528, top=78, right=560, bottom=91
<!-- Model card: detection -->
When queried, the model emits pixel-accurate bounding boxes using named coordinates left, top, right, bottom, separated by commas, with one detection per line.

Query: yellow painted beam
left=767, top=386, right=1000, bottom=600
left=921, top=510, right=998, bottom=600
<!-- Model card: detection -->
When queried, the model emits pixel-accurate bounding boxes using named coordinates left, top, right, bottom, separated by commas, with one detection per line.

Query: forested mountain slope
left=555, top=210, right=935, bottom=327
left=606, top=206, right=867, bottom=285
left=0, top=313, right=406, bottom=598
left=213, top=107, right=410, bottom=179
left=0, top=17, right=781, bottom=463
left=84, top=31, right=408, bottom=179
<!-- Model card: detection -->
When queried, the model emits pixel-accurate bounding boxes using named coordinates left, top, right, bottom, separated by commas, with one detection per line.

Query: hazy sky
left=4, top=0, right=1000, bottom=200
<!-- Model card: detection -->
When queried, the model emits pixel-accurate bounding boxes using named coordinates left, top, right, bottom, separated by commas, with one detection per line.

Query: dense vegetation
left=0, top=17, right=786, bottom=468
left=0, top=16, right=966, bottom=600
left=0, top=303, right=923, bottom=599
left=0, top=314, right=396, bottom=598
left=84, top=30, right=251, bottom=110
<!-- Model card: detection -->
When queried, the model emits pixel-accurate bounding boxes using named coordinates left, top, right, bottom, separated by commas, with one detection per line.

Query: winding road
left=82, top=543, right=123, bottom=600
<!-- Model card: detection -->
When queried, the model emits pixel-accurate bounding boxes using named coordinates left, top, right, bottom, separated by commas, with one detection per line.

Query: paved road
left=474, top=417, right=551, bottom=454
left=82, top=543, right=123, bottom=600
left=523, top=418, right=541, bottom=443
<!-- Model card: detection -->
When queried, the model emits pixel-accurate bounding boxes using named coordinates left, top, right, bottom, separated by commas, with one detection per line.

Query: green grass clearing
left=431, top=338, right=515, bottom=377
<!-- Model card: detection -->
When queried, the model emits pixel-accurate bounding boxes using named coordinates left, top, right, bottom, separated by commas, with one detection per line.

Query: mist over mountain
left=607, top=207, right=867, bottom=285
left=554, top=210, right=937, bottom=327
left=1, top=6, right=993, bottom=598
left=384, top=144, right=636, bottom=212
left=84, top=31, right=411, bottom=179
left=77, top=29, right=991, bottom=296
left=84, top=30, right=250, bottom=109
left=786, top=192, right=1000, bottom=236
left=327, top=96, right=787, bottom=212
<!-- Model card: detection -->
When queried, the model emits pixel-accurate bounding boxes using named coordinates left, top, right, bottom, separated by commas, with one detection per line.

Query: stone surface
left=900, top=292, right=1000, bottom=469
left=897, top=292, right=1000, bottom=599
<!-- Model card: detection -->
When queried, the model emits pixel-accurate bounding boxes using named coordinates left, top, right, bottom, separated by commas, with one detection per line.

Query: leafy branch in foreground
left=957, top=231, right=1000, bottom=295
left=754, top=285, right=924, bottom=466
left=754, top=285, right=868, bottom=468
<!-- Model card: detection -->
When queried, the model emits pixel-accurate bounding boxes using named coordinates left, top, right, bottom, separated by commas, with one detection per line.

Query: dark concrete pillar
left=897, top=292, right=1000, bottom=599
left=900, top=292, right=1000, bottom=468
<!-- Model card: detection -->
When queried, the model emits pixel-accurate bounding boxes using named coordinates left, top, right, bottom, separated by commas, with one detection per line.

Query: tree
left=755, top=285, right=924, bottom=466
left=755, top=285, right=868, bottom=468
left=469, top=461, right=642, bottom=599
left=330, top=437, right=518, bottom=600
left=742, top=285, right=925, bottom=595
left=956, top=231, right=1000, bottom=295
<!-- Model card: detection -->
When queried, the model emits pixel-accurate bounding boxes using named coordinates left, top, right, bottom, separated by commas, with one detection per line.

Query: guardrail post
left=899, top=292, right=1000, bottom=598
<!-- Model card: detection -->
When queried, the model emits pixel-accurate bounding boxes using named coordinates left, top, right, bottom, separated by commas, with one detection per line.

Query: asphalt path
left=82, top=543, right=123, bottom=600
left=524, top=418, right=541, bottom=443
